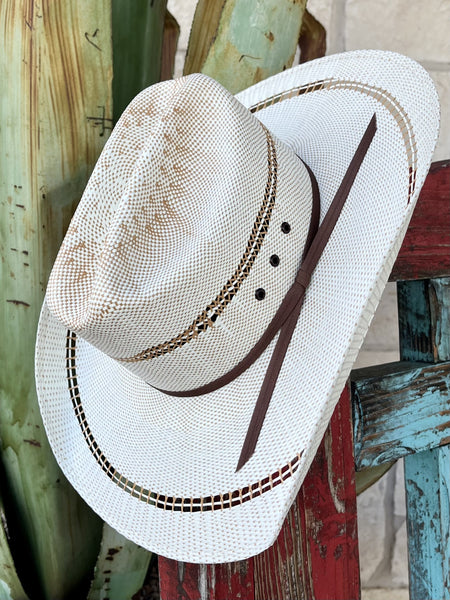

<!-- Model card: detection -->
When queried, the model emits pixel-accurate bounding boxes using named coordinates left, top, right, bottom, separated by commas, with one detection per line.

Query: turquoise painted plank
left=431, top=278, right=450, bottom=360
left=352, top=360, right=450, bottom=469
left=398, top=277, right=450, bottom=600
left=398, top=279, right=434, bottom=362
left=404, top=446, right=450, bottom=600
left=398, top=277, right=450, bottom=363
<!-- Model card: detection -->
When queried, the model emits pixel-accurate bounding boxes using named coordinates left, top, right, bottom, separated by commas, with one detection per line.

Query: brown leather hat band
left=157, top=114, right=377, bottom=471
left=236, top=114, right=377, bottom=470
left=154, top=159, right=320, bottom=400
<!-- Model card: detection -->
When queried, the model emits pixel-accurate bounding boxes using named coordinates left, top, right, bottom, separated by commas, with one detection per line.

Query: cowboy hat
left=35, top=50, right=439, bottom=562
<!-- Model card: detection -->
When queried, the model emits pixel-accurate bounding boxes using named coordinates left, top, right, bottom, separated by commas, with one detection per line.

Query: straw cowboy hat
left=36, top=50, right=439, bottom=563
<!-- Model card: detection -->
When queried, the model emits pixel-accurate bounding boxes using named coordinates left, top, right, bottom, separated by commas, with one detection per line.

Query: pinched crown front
left=46, top=74, right=314, bottom=392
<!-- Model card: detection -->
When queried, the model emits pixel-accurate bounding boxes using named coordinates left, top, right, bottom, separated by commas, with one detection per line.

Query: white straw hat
left=36, top=50, right=439, bottom=563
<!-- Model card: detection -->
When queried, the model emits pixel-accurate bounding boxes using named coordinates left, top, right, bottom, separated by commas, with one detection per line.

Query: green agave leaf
left=0, top=2, right=112, bottom=597
left=185, top=0, right=307, bottom=93
left=88, top=525, right=151, bottom=600
left=0, top=495, right=28, bottom=600
left=112, top=0, right=168, bottom=122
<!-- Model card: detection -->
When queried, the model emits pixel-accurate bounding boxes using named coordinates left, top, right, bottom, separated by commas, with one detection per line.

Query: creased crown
left=46, top=74, right=314, bottom=392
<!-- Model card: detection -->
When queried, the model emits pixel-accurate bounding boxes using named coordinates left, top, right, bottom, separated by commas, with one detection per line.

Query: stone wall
left=308, top=0, right=449, bottom=589
left=309, top=0, right=449, bottom=162
left=167, top=0, right=450, bottom=590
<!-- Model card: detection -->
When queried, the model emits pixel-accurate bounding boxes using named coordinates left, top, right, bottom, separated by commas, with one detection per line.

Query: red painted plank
left=208, top=562, right=255, bottom=600
left=391, top=160, right=450, bottom=281
left=159, top=387, right=359, bottom=600
left=158, top=558, right=255, bottom=600
left=253, top=386, right=360, bottom=600
left=302, top=385, right=360, bottom=599
left=158, top=561, right=202, bottom=600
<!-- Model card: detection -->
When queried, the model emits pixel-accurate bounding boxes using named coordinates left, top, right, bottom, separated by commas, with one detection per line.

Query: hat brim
left=35, top=50, right=439, bottom=562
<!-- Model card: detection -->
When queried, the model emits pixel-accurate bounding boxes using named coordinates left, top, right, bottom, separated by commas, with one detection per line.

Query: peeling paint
left=352, top=359, right=450, bottom=469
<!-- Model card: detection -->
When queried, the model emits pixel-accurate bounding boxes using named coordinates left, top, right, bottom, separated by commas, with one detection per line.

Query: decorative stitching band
left=249, top=77, right=417, bottom=202
left=117, top=127, right=278, bottom=363
left=66, top=330, right=301, bottom=511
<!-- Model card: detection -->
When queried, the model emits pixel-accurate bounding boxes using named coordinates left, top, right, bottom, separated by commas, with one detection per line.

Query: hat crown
left=47, top=74, right=314, bottom=392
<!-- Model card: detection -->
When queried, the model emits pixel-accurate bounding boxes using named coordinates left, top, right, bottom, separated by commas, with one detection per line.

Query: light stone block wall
left=306, top=0, right=449, bottom=590
left=168, top=0, right=450, bottom=592
left=309, top=0, right=450, bottom=161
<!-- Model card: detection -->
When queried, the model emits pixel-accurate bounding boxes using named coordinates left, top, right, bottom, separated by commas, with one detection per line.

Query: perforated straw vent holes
left=270, top=254, right=280, bottom=267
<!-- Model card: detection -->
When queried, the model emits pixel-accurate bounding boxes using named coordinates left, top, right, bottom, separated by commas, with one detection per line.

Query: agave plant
left=0, top=1, right=174, bottom=597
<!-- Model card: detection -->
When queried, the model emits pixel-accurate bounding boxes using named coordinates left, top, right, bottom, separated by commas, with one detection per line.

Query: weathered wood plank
left=430, top=278, right=450, bottom=360
left=299, top=384, right=360, bottom=599
left=404, top=446, right=450, bottom=600
left=298, top=9, right=326, bottom=64
left=398, top=275, right=450, bottom=600
left=158, top=558, right=255, bottom=600
left=184, top=0, right=307, bottom=94
left=161, top=9, right=180, bottom=81
left=398, top=280, right=434, bottom=362
left=352, top=360, right=450, bottom=469
left=159, top=561, right=202, bottom=600
left=159, top=388, right=359, bottom=600
left=251, top=387, right=359, bottom=600
left=390, top=161, right=450, bottom=281
left=398, top=277, right=450, bottom=363
left=253, top=386, right=360, bottom=600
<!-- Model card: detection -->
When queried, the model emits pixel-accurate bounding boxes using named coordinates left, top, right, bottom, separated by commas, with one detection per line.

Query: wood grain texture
left=298, top=9, right=326, bottom=64
left=398, top=275, right=450, bottom=600
left=184, top=0, right=307, bottom=94
left=158, top=559, right=255, bottom=600
left=398, top=279, right=434, bottom=362
left=254, top=386, right=360, bottom=600
left=352, top=359, right=450, bottom=469
left=404, top=447, right=450, bottom=600
left=390, top=161, right=450, bottom=281
left=161, top=9, right=180, bottom=81
left=398, top=277, right=450, bottom=363
left=158, top=388, right=360, bottom=600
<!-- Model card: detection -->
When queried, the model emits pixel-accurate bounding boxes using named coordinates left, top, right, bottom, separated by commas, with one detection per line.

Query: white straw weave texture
left=46, top=75, right=314, bottom=391
left=36, top=50, right=439, bottom=563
